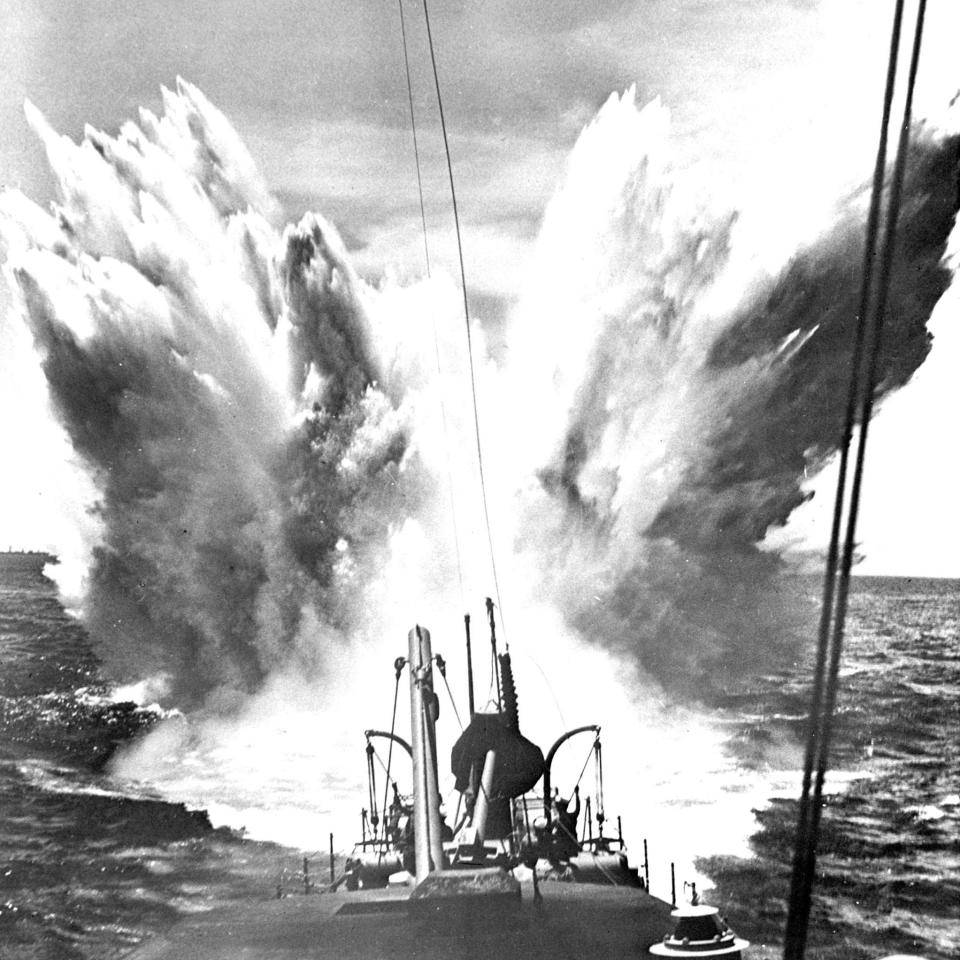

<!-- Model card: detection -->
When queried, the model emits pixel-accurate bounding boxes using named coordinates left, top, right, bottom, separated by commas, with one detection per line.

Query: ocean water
left=704, top=576, right=960, bottom=960
left=0, top=554, right=299, bottom=960
left=1, top=554, right=957, bottom=960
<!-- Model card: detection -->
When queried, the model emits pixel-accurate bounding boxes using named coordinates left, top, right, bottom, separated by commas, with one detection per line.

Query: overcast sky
left=1, top=0, right=958, bottom=574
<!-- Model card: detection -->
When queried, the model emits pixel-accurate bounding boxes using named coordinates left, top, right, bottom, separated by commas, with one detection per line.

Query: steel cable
left=783, top=2, right=927, bottom=955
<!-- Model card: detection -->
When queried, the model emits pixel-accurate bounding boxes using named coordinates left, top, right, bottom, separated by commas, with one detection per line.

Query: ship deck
left=128, top=879, right=675, bottom=960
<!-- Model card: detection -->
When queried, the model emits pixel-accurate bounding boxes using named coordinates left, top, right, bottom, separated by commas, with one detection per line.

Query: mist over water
left=1, top=81, right=957, bottom=873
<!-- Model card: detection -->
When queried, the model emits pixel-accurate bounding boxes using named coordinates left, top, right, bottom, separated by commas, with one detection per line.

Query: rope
left=488, top=646, right=500, bottom=709
left=421, top=0, right=507, bottom=637
left=573, top=735, right=599, bottom=793
left=439, top=667, right=464, bottom=730
left=785, top=0, right=905, bottom=937
left=591, top=855, right=621, bottom=887
left=594, top=740, right=605, bottom=824
left=370, top=743, right=397, bottom=781
left=366, top=742, right=379, bottom=831
left=377, top=671, right=403, bottom=856
left=783, top=2, right=925, bottom=955
left=396, top=0, right=466, bottom=609
left=397, top=0, right=431, bottom=275
left=523, top=651, right=568, bottom=727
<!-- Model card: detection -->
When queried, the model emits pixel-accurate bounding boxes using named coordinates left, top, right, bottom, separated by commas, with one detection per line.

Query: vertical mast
left=407, top=625, right=444, bottom=881
left=464, top=613, right=476, bottom=716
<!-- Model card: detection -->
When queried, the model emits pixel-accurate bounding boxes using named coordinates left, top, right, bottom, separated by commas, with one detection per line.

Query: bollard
left=329, top=832, right=335, bottom=884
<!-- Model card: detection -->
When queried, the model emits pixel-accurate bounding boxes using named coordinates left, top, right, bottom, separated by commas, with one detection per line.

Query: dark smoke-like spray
left=1, top=81, right=418, bottom=708
left=501, top=91, right=958, bottom=698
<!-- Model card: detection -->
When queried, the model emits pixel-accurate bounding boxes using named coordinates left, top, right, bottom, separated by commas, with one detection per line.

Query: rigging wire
left=787, top=2, right=906, bottom=924
left=783, top=1, right=926, bottom=955
left=377, top=668, right=404, bottom=856
left=421, top=0, right=508, bottom=639
left=365, top=740, right=379, bottom=836
left=397, top=0, right=431, bottom=277
left=594, top=739, right=605, bottom=827
left=396, top=0, right=466, bottom=609
left=572, top=734, right=600, bottom=794
left=438, top=665, right=464, bottom=730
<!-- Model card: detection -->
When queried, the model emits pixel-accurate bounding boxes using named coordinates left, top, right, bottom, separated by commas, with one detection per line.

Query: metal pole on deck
left=408, top=627, right=431, bottom=881
left=671, top=862, right=677, bottom=907
left=464, top=613, right=475, bottom=716
left=643, top=838, right=650, bottom=890
left=473, top=749, right=497, bottom=842
left=421, top=700, right=445, bottom=872
left=329, top=833, right=334, bottom=884
left=303, top=856, right=309, bottom=894
left=409, top=625, right=444, bottom=880
left=486, top=598, right=502, bottom=708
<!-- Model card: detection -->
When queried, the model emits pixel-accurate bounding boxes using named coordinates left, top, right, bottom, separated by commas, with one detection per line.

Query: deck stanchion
left=304, top=857, right=309, bottom=894
left=670, top=862, right=676, bottom=907
left=329, top=832, right=335, bottom=884
left=643, top=838, right=650, bottom=890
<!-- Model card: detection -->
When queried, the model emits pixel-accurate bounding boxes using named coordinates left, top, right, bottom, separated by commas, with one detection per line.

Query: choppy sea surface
left=1, top=554, right=957, bottom=959
left=703, top=574, right=960, bottom=960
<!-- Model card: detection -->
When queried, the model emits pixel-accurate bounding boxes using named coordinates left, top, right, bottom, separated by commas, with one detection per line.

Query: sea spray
left=2, top=82, right=419, bottom=708
left=500, top=89, right=959, bottom=695
left=0, top=81, right=957, bottom=891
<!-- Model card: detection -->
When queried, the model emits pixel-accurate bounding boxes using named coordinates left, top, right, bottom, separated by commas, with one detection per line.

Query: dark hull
left=129, top=880, right=674, bottom=959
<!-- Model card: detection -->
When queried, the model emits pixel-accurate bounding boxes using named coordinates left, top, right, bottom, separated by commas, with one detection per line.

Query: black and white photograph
left=0, top=2, right=957, bottom=958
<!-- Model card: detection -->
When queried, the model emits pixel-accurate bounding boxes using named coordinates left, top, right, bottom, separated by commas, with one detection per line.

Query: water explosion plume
left=1, top=82, right=957, bottom=724
left=504, top=91, right=959, bottom=697
left=0, top=81, right=417, bottom=707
